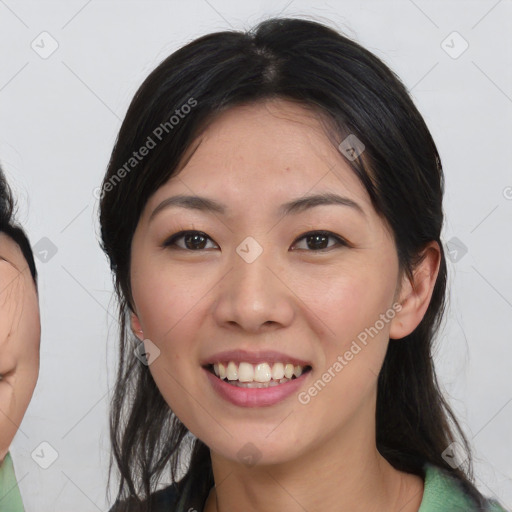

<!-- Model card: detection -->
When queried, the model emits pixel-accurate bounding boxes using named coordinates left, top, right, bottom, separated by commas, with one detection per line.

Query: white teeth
left=211, top=360, right=309, bottom=384
left=254, top=363, right=271, bottom=383
left=238, top=362, right=254, bottom=382
left=271, top=362, right=285, bottom=380
left=226, top=361, right=238, bottom=381
left=231, top=380, right=281, bottom=388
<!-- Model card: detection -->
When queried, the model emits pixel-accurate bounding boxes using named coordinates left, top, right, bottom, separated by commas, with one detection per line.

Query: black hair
left=99, top=16, right=488, bottom=510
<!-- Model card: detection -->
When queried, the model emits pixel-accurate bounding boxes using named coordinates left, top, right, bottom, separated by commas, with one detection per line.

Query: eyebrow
left=149, top=192, right=365, bottom=222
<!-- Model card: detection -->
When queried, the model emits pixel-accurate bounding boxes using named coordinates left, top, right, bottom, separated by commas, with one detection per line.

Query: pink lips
left=203, top=366, right=312, bottom=408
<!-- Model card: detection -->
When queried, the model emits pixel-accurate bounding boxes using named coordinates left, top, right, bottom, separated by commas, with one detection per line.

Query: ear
left=389, top=241, right=441, bottom=340
left=130, top=311, right=144, bottom=341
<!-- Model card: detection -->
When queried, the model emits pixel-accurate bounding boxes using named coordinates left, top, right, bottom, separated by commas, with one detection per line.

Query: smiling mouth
left=204, top=361, right=313, bottom=388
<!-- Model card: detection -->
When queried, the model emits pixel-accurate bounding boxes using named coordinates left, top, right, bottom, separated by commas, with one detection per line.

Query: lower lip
left=204, top=367, right=311, bottom=407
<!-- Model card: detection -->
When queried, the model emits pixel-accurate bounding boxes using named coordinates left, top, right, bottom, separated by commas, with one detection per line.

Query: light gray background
left=1, top=1, right=511, bottom=510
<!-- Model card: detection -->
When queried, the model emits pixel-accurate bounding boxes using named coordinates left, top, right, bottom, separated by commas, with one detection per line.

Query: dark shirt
left=109, top=469, right=207, bottom=512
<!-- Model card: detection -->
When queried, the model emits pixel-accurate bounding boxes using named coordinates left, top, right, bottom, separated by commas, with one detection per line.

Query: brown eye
left=163, top=231, right=218, bottom=251
left=162, top=230, right=348, bottom=252
left=292, top=231, right=347, bottom=252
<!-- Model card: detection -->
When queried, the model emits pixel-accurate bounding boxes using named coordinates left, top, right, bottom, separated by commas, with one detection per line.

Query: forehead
left=0, top=232, right=25, bottom=269
left=145, top=99, right=372, bottom=218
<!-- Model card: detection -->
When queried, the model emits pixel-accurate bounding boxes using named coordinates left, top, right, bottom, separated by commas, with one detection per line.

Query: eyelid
left=162, top=229, right=349, bottom=251
left=162, top=230, right=218, bottom=250
left=291, top=231, right=349, bottom=251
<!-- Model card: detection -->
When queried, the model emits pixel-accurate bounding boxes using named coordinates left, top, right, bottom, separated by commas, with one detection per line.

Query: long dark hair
left=99, top=16, right=485, bottom=509
left=0, top=165, right=37, bottom=287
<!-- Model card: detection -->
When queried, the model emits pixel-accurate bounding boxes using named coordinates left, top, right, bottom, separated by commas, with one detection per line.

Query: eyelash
left=162, top=229, right=349, bottom=252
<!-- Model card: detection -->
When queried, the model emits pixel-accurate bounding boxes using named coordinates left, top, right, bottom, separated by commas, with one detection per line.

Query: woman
left=0, top=166, right=40, bottom=511
left=99, top=17, right=507, bottom=512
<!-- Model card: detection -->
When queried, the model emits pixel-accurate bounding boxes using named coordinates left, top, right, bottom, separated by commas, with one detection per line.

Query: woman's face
left=0, top=232, right=40, bottom=461
left=129, top=99, right=408, bottom=465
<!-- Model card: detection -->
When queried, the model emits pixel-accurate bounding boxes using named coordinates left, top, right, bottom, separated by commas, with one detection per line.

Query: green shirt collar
left=419, top=462, right=507, bottom=512
left=0, top=451, right=25, bottom=512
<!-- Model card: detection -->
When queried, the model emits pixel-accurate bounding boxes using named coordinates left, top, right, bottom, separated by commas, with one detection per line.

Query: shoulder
left=419, top=463, right=509, bottom=512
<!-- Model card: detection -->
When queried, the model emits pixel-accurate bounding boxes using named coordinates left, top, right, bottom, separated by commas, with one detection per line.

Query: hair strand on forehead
left=0, top=165, right=38, bottom=287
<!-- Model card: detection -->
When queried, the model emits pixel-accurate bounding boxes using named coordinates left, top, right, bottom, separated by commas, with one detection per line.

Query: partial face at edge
left=0, top=232, right=40, bottom=461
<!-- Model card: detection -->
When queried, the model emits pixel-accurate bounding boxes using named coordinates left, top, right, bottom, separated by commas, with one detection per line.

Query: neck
left=203, top=404, right=424, bottom=512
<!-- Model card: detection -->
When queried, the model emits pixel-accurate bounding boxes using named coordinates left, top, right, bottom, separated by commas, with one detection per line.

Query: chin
left=205, top=433, right=305, bottom=468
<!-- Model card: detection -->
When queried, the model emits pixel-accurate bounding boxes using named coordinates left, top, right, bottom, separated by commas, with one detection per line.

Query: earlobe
left=130, top=312, right=144, bottom=340
left=389, top=241, right=441, bottom=340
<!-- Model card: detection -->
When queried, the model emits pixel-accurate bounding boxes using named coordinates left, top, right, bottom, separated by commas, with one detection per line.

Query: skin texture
left=0, top=232, right=40, bottom=463
left=129, top=99, right=440, bottom=511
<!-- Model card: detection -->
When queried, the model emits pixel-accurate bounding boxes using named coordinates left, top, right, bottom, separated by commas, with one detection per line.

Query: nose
left=211, top=243, right=295, bottom=334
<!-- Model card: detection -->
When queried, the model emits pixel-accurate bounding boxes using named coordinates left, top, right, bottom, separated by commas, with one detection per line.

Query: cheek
left=131, top=265, right=204, bottom=342
left=295, top=279, right=394, bottom=433
left=295, top=262, right=396, bottom=346
left=133, top=270, right=204, bottom=423
left=130, top=266, right=209, bottom=408
left=299, top=266, right=396, bottom=416
left=0, top=374, right=33, bottom=454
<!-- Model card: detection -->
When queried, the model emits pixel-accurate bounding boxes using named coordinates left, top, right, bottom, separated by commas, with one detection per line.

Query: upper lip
left=201, top=349, right=312, bottom=367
